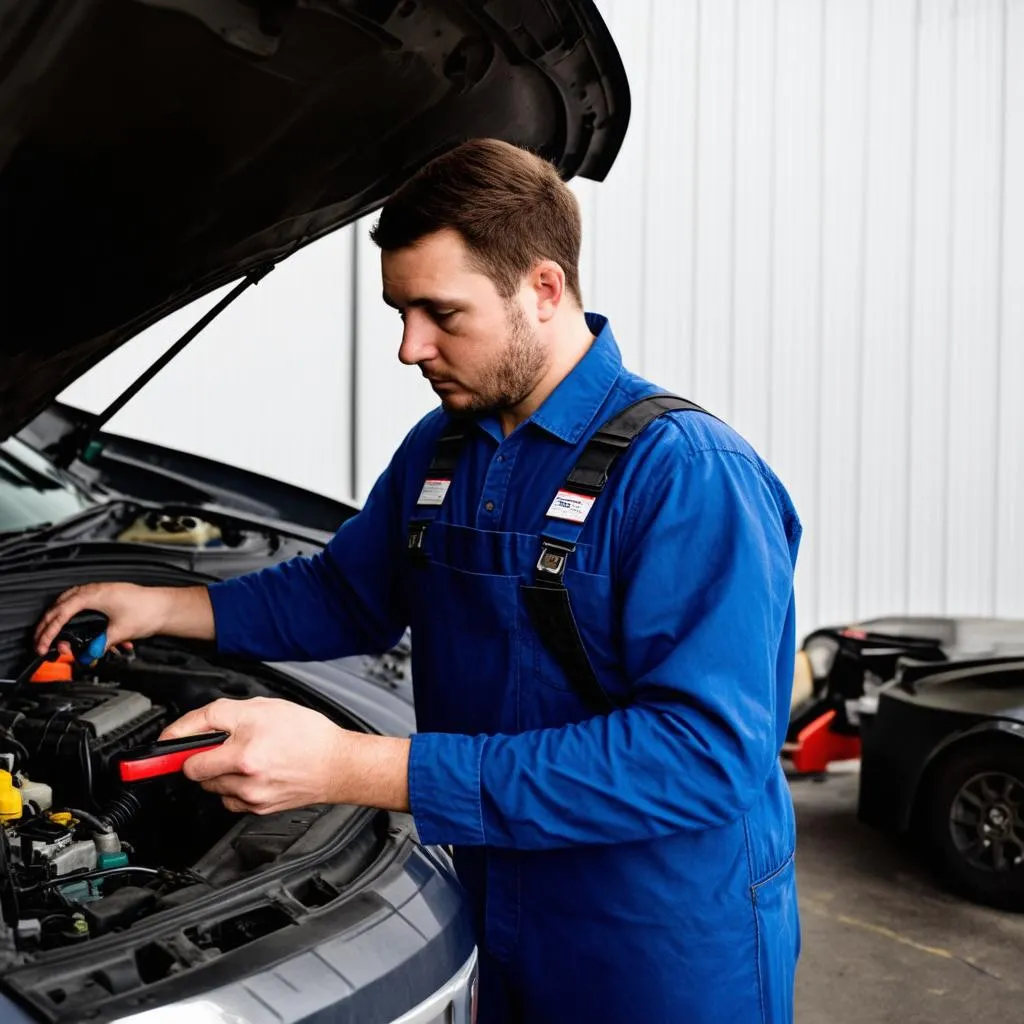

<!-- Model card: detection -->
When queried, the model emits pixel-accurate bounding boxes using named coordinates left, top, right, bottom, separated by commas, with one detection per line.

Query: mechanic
left=35, top=139, right=802, bottom=1022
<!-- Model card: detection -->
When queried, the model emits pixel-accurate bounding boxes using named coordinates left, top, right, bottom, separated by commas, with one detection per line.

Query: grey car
left=0, top=0, right=629, bottom=1020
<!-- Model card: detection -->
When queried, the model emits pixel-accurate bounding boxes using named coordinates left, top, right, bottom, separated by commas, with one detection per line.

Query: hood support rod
left=52, top=264, right=274, bottom=469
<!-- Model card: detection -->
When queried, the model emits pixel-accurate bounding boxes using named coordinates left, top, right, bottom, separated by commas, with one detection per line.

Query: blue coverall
left=209, top=314, right=803, bottom=1022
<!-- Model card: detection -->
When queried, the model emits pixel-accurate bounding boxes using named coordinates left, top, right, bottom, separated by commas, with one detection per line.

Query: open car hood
left=0, top=0, right=629, bottom=440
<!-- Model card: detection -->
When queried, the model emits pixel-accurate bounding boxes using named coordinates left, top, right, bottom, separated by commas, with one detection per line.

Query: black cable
left=35, top=708, right=63, bottom=753
left=0, top=727, right=29, bottom=768
left=98, top=790, right=142, bottom=832
left=62, top=807, right=112, bottom=836
left=80, top=731, right=95, bottom=808
left=18, top=865, right=160, bottom=894
left=0, top=825, right=20, bottom=926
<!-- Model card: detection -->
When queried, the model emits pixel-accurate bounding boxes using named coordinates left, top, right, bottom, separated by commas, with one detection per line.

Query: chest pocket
left=409, top=392, right=712, bottom=717
left=530, top=567, right=620, bottom=693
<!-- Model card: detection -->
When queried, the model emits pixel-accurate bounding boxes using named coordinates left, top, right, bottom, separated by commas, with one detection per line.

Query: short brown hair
left=371, top=139, right=583, bottom=305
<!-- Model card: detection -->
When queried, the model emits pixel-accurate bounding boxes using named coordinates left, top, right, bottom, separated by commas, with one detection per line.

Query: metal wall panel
left=769, top=0, right=825, bottom=631
left=998, top=0, right=1024, bottom=617
left=817, top=0, right=871, bottom=628
left=944, top=1, right=1007, bottom=615
left=907, top=0, right=958, bottom=617
left=856, top=0, right=917, bottom=620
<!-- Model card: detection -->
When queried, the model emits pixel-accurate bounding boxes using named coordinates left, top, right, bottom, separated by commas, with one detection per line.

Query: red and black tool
left=118, top=732, right=229, bottom=783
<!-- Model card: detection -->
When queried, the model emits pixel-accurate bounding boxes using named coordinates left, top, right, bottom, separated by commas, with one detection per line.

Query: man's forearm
left=328, top=734, right=411, bottom=813
left=158, top=585, right=216, bottom=641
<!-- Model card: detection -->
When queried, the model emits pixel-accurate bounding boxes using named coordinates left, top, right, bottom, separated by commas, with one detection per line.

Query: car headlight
left=115, top=1002, right=251, bottom=1024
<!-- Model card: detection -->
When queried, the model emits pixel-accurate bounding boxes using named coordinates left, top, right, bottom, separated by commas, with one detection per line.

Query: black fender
left=905, top=718, right=1024, bottom=829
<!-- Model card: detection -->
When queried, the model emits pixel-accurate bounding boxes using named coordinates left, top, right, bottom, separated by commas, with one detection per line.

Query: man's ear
left=529, top=260, right=566, bottom=323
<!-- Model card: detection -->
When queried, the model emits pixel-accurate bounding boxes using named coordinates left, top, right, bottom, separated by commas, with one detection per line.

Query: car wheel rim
left=949, top=771, right=1024, bottom=873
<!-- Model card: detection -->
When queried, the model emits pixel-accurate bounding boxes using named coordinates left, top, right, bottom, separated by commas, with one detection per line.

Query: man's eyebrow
left=381, top=292, right=461, bottom=310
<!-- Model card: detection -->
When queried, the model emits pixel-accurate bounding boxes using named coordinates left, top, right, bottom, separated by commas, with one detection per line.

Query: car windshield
left=0, top=436, right=97, bottom=533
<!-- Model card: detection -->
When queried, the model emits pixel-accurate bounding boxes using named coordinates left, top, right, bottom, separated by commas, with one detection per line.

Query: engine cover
left=0, top=684, right=167, bottom=808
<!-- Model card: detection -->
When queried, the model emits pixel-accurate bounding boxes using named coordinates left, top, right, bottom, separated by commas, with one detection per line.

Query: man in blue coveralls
left=36, top=139, right=802, bottom=1022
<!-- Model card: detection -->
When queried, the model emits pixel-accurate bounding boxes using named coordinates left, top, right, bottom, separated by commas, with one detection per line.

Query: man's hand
left=159, top=697, right=411, bottom=816
left=35, top=583, right=214, bottom=656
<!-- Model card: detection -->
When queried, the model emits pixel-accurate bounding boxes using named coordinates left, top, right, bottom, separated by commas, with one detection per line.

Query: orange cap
left=31, top=653, right=74, bottom=683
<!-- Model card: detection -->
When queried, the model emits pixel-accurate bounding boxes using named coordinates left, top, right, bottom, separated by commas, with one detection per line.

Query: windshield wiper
left=49, top=264, right=274, bottom=469
left=0, top=499, right=138, bottom=559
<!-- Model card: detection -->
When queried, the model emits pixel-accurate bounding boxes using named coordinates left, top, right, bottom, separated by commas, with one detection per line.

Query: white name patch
left=545, top=489, right=596, bottom=524
left=417, top=478, right=451, bottom=507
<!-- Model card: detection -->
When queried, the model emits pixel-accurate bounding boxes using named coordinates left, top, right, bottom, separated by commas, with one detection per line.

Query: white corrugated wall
left=63, top=0, right=1023, bottom=636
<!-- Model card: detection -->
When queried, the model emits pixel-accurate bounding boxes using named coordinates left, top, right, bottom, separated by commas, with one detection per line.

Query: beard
left=442, top=303, right=547, bottom=416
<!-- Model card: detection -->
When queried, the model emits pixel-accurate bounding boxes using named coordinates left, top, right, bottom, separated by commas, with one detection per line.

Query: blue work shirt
left=209, top=314, right=802, bottom=1022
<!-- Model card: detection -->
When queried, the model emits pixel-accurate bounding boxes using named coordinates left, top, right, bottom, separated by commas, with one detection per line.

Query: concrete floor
left=793, top=769, right=1024, bottom=1023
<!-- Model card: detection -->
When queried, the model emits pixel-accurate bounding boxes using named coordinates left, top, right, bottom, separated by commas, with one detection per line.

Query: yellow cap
left=0, top=770, right=23, bottom=823
left=49, top=811, right=73, bottom=827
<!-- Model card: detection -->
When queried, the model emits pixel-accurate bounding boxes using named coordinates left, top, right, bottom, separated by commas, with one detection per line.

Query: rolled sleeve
left=408, top=731, right=487, bottom=846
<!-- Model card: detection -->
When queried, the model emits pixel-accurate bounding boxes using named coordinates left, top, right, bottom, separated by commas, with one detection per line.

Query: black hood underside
left=0, top=0, right=629, bottom=439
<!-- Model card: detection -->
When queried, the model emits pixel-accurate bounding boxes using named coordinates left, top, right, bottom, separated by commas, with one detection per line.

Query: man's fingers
left=197, top=774, right=267, bottom=813
left=35, top=590, right=92, bottom=652
left=36, top=605, right=83, bottom=653
left=221, top=795, right=255, bottom=815
left=181, top=744, right=240, bottom=783
left=158, top=704, right=222, bottom=742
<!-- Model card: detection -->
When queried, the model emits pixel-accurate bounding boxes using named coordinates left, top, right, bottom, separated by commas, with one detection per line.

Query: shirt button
left=485, top=501, right=495, bottom=512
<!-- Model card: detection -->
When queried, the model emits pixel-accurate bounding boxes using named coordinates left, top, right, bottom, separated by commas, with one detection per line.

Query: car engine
left=0, top=641, right=348, bottom=954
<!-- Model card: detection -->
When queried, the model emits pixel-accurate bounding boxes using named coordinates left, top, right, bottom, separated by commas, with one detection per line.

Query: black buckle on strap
left=536, top=538, right=576, bottom=583
left=590, top=430, right=632, bottom=452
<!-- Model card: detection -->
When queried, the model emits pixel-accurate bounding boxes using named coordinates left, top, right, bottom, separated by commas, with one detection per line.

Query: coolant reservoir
left=0, top=770, right=23, bottom=822
left=118, top=514, right=221, bottom=546
left=16, top=774, right=53, bottom=813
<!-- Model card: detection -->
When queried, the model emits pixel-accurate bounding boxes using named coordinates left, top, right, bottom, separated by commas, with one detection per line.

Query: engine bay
left=0, top=641, right=365, bottom=957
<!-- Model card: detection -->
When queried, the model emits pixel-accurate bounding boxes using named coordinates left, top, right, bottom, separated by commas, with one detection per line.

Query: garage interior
left=41, top=1, right=1023, bottom=1021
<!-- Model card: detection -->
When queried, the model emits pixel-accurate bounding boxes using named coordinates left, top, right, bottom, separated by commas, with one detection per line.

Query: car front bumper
left=103, top=949, right=478, bottom=1024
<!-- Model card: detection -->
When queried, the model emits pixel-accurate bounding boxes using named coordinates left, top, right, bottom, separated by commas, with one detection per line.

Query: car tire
left=921, top=737, right=1024, bottom=911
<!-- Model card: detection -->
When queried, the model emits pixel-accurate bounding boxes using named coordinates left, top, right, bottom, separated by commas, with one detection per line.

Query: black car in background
left=0, top=1, right=630, bottom=1020
left=787, top=616, right=1024, bottom=910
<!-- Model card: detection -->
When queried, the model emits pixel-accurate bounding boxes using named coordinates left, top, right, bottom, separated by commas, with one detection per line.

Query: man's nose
left=398, top=316, right=439, bottom=366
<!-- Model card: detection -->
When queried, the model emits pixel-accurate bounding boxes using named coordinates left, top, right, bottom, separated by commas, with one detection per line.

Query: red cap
left=31, top=653, right=73, bottom=683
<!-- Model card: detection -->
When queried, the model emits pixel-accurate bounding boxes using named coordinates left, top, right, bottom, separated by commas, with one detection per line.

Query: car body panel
left=0, top=0, right=630, bottom=441
left=21, top=404, right=360, bottom=535
left=858, top=659, right=1024, bottom=834
left=2, top=836, right=474, bottom=1024
left=786, top=615, right=1024, bottom=767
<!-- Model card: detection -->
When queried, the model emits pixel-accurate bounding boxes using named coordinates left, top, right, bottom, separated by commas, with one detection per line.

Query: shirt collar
left=523, top=313, right=623, bottom=444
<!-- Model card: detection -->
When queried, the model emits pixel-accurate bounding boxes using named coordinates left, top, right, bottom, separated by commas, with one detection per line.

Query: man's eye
left=434, top=310, right=456, bottom=322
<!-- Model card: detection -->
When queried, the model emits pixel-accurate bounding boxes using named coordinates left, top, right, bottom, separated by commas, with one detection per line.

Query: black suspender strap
left=522, top=393, right=708, bottom=712
left=426, top=419, right=469, bottom=476
left=406, top=393, right=710, bottom=711
left=564, top=394, right=706, bottom=496
left=407, top=418, right=468, bottom=557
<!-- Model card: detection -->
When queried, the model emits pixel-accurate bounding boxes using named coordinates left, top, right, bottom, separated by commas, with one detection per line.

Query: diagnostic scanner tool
left=1, top=609, right=111, bottom=691
left=118, top=732, right=229, bottom=782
